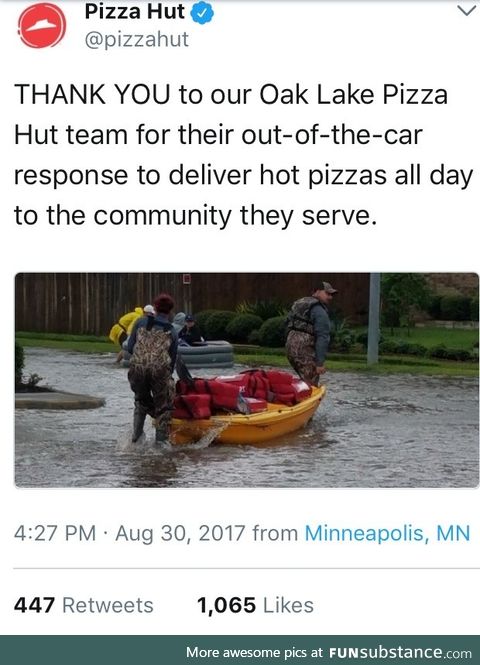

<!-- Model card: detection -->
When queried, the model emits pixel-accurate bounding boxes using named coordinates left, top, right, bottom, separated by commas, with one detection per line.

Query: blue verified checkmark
left=191, top=1, right=214, bottom=24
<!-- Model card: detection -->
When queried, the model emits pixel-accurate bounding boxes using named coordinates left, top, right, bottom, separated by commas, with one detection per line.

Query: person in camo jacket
left=285, top=281, right=338, bottom=386
left=127, top=293, right=178, bottom=444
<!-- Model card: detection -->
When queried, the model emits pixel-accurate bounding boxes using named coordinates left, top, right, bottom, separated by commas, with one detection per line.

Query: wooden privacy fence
left=15, top=273, right=370, bottom=335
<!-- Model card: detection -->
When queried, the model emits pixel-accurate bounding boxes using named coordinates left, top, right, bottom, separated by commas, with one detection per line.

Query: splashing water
left=186, top=420, right=230, bottom=450
left=117, top=428, right=142, bottom=452
left=116, top=418, right=229, bottom=454
left=117, top=430, right=173, bottom=455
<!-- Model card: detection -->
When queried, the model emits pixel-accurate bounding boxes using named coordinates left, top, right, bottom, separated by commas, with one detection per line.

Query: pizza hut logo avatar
left=18, top=3, right=66, bottom=48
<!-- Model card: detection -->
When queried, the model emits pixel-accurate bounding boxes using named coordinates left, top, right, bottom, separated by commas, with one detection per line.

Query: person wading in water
left=127, top=293, right=178, bottom=444
left=285, top=281, right=338, bottom=386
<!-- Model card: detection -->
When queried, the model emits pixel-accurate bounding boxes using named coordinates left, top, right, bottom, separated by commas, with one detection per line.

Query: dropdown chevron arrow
left=457, top=4, right=477, bottom=16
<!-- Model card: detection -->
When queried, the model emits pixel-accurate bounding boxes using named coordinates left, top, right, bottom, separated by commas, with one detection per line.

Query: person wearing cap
left=143, top=304, right=155, bottom=317
left=178, top=314, right=205, bottom=346
left=285, top=281, right=338, bottom=386
left=127, top=293, right=178, bottom=444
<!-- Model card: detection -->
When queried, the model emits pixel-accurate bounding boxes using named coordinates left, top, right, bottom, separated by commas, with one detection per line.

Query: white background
left=0, top=1, right=479, bottom=635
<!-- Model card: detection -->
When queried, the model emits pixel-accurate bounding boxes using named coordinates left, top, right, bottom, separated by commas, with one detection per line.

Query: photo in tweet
left=15, top=272, right=479, bottom=488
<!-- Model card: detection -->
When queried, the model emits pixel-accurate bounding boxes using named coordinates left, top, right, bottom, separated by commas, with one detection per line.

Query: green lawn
left=380, top=326, right=478, bottom=350
left=16, top=331, right=112, bottom=344
left=16, top=332, right=479, bottom=378
left=16, top=334, right=116, bottom=354
left=236, top=352, right=478, bottom=377
left=17, top=327, right=478, bottom=350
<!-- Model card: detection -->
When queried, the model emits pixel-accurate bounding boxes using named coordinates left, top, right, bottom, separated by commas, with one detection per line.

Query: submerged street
left=15, top=348, right=479, bottom=488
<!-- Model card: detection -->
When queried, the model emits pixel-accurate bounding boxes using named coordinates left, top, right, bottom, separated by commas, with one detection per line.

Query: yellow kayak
left=171, top=385, right=326, bottom=446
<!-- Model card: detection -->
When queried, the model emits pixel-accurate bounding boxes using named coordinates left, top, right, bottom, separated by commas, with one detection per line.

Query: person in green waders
left=285, top=281, right=337, bottom=386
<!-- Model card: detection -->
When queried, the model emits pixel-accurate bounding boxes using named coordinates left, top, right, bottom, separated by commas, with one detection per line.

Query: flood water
left=15, top=348, right=479, bottom=488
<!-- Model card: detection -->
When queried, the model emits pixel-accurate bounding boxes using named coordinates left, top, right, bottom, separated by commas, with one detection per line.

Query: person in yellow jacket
left=109, top=307, right=143, bottom=347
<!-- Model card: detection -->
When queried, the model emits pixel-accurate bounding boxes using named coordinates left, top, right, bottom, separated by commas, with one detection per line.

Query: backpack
left=130, top=324, right=172, bottom=370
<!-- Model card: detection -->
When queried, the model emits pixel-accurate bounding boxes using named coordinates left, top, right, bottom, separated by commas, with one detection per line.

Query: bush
left=205, top=311, right=236, bottom=340
left=330, top=319, right=355, bottom=352
left=427, top=344, right=449, bottom=359
left=403, top=343, right=428, bottom=357
left=440, top=295, right=471, bottom=321
left=426, top=295, right=442, bottom=320
left=247, top=329, right=261, bottom=345
left=236, top=300, right=287, bottom=320
left=258, top=316, right=288, bottom=347
left=355, top=331, right=385, bottom=350
left=379, top=339, right=427, bottom=357
left=444, top=348, right=474, bottom=361
left=379, top=339, right=403, bottom=354
left=194, top=310, right=217, bottom=335
left=428, top=346, right=473, bottom=361
left=381, top=308, right=400, bottom=329
left=355, top=331, right=369, bottom=348
left=470, top=297, right=479, bottom=322
left=381, top=273, right=431, bottom=331
left=226, top=313, right=263, bottom=343
left=15, top=343, right=24, bottom=386
left=394, top=340, right=415, bottom=355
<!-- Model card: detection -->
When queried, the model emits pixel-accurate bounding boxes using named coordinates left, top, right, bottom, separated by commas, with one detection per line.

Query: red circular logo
left=18, top=3, right=66, bottom=48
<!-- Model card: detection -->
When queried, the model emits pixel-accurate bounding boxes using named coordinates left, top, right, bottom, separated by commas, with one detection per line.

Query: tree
left=381, top=274, right=431, bottom=335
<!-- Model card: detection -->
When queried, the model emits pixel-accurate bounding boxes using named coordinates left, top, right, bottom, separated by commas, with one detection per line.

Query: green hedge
left=380, top=339, right=427, bottom=356
left=378, top=339, right=476, bottom=361
left=258, top=316, right=288, bottom=347
left=330, top=320, right=355, bottom=352
left=425, top=295, right=477, bottom=322
left=425, top=295, right=443, bottom=320
left=439, top=295, right=472, bottom=321
left=226, top=313, right=263, bottom=343
left=247, top=329, right=262, bottom=345
left=193, top=310, right=218, bottom=335
left=426, top=345, right=474, bottom=361
left=205, top=311, right=236, bottom=340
